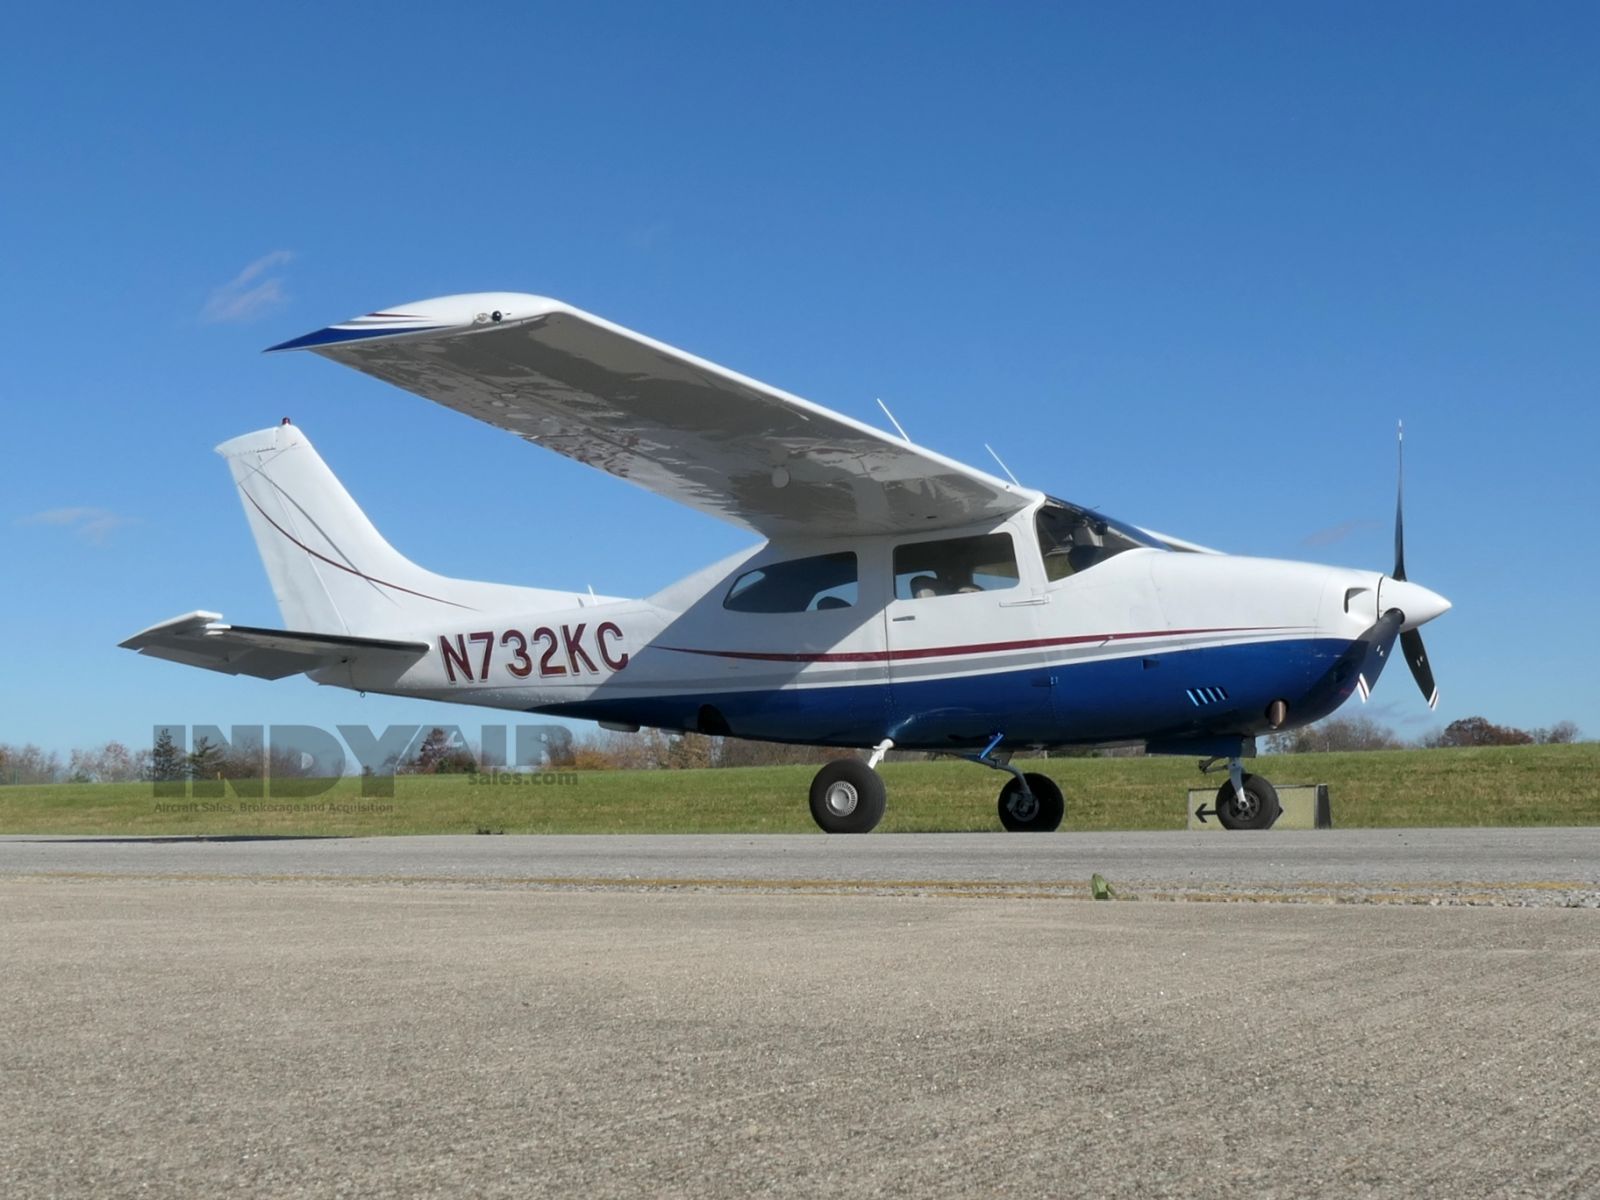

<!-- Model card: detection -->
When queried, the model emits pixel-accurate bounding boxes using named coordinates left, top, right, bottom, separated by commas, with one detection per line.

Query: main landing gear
left=996, top=773, right=1065, bottom=832
left=808, top=758, right=887, bottom=834
left=806, top=736, right=1065, bottom=834
left=968, top=733, right=1063, bottom=833
left=1203, top=755, right=1282, bottom=831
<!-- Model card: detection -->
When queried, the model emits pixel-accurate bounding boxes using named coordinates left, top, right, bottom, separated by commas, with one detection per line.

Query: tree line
left=0, top=714, right=1585, bottom=784
left=1264, top=715, right=1582, bottom=754
left=392, top=726, right=865, bottom=774
left=0, top=730, right=320, bottom=786
left=0, top=726, right=873, bottom=783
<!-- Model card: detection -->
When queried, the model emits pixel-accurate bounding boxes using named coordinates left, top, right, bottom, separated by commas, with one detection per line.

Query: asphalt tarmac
left=4, top=827, right=1599, bottom=905
left=3, top=832, right=1597, bottom=1197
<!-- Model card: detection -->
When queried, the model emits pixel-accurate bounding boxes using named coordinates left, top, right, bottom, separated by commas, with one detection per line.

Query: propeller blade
left=1355, top=609, right=1404, bottom=702
left=1390, top=423, right=1441, bottom=708
left=1400, top=628, right=1438, bottom=710
left=1393, top=420, right=1407, bottom=582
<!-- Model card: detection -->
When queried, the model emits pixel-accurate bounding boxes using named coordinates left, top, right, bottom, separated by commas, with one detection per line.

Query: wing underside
left=271, top=293, right=1037, bottom=538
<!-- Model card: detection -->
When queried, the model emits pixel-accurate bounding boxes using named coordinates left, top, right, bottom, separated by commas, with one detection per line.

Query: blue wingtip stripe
left=265, top=324, right=450, bottom=353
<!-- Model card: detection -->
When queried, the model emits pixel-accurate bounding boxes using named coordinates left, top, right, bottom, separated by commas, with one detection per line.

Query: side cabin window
left=894, top=533, right=1019, bottom=600
left=1036, top=502, right=1152, bottom=581
left=723, top=551, right=858, bottom=613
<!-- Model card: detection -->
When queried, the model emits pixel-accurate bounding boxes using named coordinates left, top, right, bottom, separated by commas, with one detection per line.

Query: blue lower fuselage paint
left=542, top=636, right=1358, bottom=751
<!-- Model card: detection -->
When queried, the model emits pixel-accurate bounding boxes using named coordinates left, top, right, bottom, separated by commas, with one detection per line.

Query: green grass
left=1, top=744, right=1596, bottom=837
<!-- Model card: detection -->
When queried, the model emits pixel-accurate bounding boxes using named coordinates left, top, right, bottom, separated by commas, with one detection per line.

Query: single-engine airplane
left=123, top=293, right=1450, bottom=832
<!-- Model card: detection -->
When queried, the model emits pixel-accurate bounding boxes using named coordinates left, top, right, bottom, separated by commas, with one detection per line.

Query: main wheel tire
left=809, top=759, right=887, bottom=834
left=1214, top=774, right=1281, bottom=831
left=998, top=772, right=1065, bottom=832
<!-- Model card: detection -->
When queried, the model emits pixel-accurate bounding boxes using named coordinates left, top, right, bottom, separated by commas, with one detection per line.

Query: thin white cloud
left=1301, top=518, right=1379, bottom=548
left=17, top=506, right=137, bottom=546
left=201, top=250, right=295, bottom=323
left=626, top=221, right=670, bottom=251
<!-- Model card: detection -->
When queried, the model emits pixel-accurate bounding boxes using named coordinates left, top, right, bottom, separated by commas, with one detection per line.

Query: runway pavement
left=3, top=832, right=1597, bottom=1198
left=4, top=827, right=1599, bottom=905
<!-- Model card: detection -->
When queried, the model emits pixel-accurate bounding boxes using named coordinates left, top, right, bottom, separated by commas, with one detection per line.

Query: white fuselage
left=312, top=498, right=1441, bottom=752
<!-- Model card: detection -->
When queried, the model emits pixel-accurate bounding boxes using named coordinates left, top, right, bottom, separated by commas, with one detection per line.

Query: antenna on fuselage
left=876, top=397, right=912, bottom=443
left=985, top=443, right=1023, bottom=488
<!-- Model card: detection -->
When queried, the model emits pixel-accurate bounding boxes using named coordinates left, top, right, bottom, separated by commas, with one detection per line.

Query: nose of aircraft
left=1382, top=578, right=1451, bottom=630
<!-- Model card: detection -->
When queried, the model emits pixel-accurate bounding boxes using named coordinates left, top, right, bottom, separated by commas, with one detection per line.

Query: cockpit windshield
left=1036, top=499, right=1163, bottom=581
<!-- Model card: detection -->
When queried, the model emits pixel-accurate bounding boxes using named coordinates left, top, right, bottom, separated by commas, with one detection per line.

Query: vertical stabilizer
left=217, top=424, right=596, bottom=634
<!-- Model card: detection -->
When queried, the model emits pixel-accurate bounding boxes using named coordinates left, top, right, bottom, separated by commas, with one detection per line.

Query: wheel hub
left=824, top=780, right=859, bottom=817
left=1007, top=788, right=1039, bottom=822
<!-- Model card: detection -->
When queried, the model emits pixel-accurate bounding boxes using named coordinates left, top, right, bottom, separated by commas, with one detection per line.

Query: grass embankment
left=0, top=744, right=1595, bottom=837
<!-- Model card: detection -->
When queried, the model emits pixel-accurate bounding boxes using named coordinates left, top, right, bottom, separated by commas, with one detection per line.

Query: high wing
left=119, top=611, right=429, bottom=681
left=268, top=293, right=1039, bottom=538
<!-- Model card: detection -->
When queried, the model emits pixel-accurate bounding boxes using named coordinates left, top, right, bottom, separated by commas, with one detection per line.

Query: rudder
left=217, top=423, right=591, bottom=634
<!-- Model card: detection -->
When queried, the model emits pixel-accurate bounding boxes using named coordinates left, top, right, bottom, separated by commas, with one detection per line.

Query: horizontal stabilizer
left=119, top=611, right=429, bottom=680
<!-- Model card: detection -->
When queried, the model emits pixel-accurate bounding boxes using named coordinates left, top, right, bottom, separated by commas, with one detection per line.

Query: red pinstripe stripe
left=657, top=626, right=1296, bottom=665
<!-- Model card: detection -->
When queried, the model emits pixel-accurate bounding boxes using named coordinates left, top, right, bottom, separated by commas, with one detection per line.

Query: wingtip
left=263, top=324, right=452, bottom=354
left=263, top=329, right=327, bottom=354
left=264, top=292, right=563, bottom=354
left=119, top=609, right=225, bottom=649
left=264, top=328, right=330, bottom=354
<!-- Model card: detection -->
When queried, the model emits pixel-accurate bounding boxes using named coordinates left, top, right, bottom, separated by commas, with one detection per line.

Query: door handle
left=891, top=615, right=916, bottom=622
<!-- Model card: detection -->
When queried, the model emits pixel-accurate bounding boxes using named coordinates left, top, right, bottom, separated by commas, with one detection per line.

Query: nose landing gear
left=1201, top=755, right=1282, bottom=831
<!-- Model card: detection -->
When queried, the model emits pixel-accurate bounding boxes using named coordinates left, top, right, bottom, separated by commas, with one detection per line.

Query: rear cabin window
left=893, top=533, right=1019, bottom=600
left=723, top=552, right=859, bottom=613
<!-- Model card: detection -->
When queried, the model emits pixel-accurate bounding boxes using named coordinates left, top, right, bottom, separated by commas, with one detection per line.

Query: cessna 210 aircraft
left=123, top=292, right=1450, bottom=833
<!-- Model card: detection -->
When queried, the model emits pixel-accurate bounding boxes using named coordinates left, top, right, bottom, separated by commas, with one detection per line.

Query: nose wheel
left=1213, top=772, right=1280, bottom=831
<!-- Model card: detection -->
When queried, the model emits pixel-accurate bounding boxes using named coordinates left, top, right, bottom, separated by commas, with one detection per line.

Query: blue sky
left=2, top=2, right=1596, bottom=757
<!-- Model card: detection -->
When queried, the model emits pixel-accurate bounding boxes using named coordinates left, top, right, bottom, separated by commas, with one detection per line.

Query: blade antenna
left=985, top=443, right=1023, bottom=488
left=1393, top=420, right=1407, bottom=581
left=876, top=398, right=912, bottom=443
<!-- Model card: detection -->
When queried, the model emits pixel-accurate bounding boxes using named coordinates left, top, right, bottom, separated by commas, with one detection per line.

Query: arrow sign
left=1194, top=805, right=1217, bottom=824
